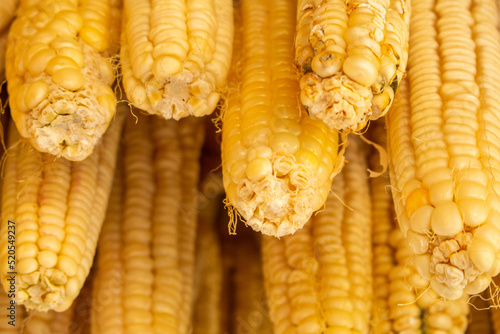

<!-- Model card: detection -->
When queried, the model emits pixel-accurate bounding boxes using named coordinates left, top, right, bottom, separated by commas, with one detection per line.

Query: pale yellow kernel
left=343, top=53, right=379, bottom=86
left=46, top=55, right=80, bottom=75
left=300, top=134, right=324, bottom=157
left=458, top=199, right=489, bottom=227
left=406, top=230, right=429, bottom=254
left=229, top=160, right=246, bottom=182
left=57, top=255, right=78, bottom=277
left=409, top=205, right=433, bottom=233
left=414, top=254, right=431, bottom=280
left=246, top=158, right=272, bottom=181
left=296, top=149, right=319, bottom=173
left=17, top=230, right=39, bottom=244
left=464, top=273, right=491, bottom=295
left=55, top=10, right=83, bottom=31
left=422, top=167, right=453, bottom=188
left=316, top=162, right=331, bottom=183
left=52, top=67, right=84, bottom=91
left=97, top=93, right=116, bottom=123
left=474, top=224, right=500, bottom=252
left=405, top=188, right=430, bottom=218
left=468, top=238, right=495, bottom=272
left=48, top=18, right=78, bottom=36
left=206, top=92, right=220, bottom=114
left=247, top=146, right=273, bottom=161
left=80, top=25, right=108, bottom=51
left=38, top=250, right=58, bottom=268
left=29, top=48, right=56, bottom=75
left=38, top=235, right=62, bottom=253
left=33, top=29, right=57, bottom=44
left=269, top=132, right=300, bottom=155
left=56, top=47, right=84, bottom=67
left=25, top=81, right=49, bottom=110
left=18, top=244, right=39, bottom=259
left=430, top=279, right=463, bottom=300
left=60, top=243, right=82, bottom=261
left=271, top=118, right=302, bottom=135
left=40, top=224, right=65, bottom=240
left=152, top=55, right=182, bottom=79
left=311, top=47, right=345, bottom=78
left=456, top=181, right=488, bottom=201
left=398, top=213, right=411, bottom=235
left=429, top=180, right=454, bottom=206
left=431, top=201, right=463, bottom=237
left=426, top=314, right=453, bottom=330
left=187, top=96, right=207, bottom=116
left=455, top=169, right=488, bottom=186
left=18, top=258, right=39, bottom=274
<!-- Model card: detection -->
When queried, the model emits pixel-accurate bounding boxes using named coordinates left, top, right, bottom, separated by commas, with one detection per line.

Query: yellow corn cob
left=0, top=282, right=25, bottom=333
left=0, top=107, right=125, bottom=312
left=0, top=26, right=9, bottom=82
left=192, top=174, right=224, bottom=334
left=0, top=0, right=17, bottom=32
left=5, top=0, right=122, bottom=161
left=468, top=294, right=492, bottom=334
left=222, top=0, right=342, bottom=237
left=262, top=136, right=371, bottom=333
left=120, top=0, right=233, bottom=119
left=418, top=291, right=470, bottom=333
left=91, top=113, right=204, bottom=334
left=387, top=0, right=500, bottom=299
left=295, top=0, right=410, bottom=131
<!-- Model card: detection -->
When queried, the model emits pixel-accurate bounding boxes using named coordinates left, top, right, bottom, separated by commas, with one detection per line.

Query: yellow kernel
left=343, top=53, right=379, bottom=87
left=246, top=158, right=272, bottom=181
left=29, top=48, right=56, bottom=76
left=80, top=25, right=108, bottom=51
left=429, top=180, right=454, bottom=206
left=422, top=167, right=453, bottom=188
left=18, top=244, right=39, bottom=260
left=458, top=199, right=489, bottom=227
left=430, top=279, right=463, bottom=300
left=55, top=10, right=83, bottom=32
left=38, top=235, right=62, bottom=253
left=311, top=47, right=345, bottom=78
left=25, top=81, right=49, bottom=110
left=271, top=118, right=302, bottom=135
left=405, top=188, right=430, bottom=218
left=60, top=243, right=82, bottom=262
left=38, top=250, right=58, bottom=268
left=456, top=181, right=488, bottom=201
left=57, top=255, right=78, bottom=277
left=406, top=230, right=429, bottom=254
left=152, top=55, right=182, bottom=79
left=46, top=55, right=80, bottom=75
left=300, top=134, right=323, bottom=157
left=414, top=254, right=431, bottom=280
left=48, top=18, right=78, bottom=37
left=474, top=224, right=500, bottom=252
left=431, top=201, right=463, bottom=237
left=56, top=47, right=84, bottom=67
left=17, top=230, right=39, bottom=244
left=229, top=160, right=247, bottom=182
left=18, top=258, right=39, bottom=274
left=52, top=67, right=84, bottom=91
left=468, top=238, right=496, bottom=272
left=296, top=149, right=319, bottom=173
left=97, top=93, right=117, bottom=123
left=247, top=146, right=273, bottom=161
left=270, top=132, right=300, bottom=155
left=409, top=205, right=433, bottom=233
left=464, top=274, right=491, bottom=295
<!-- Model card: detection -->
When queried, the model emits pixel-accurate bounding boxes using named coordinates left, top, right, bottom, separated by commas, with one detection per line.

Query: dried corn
left=120, top=0, right=233, bottom=119
left=295, top=0, right=410, bottom=131
left=5, top=0, right=122, bottom=161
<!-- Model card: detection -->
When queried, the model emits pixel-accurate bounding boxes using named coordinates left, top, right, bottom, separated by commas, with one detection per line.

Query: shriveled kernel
left=468, top=238, right=495, bottom=272
left=152, top=56, right=182, bottom=79
left=270, top=132, right=300, bottom=154
left=405, top=188, right=430, bottom=218
left=246, top=158, right=272, bottom=181
left=38, top=250, right=58, bottom=268
left=409, top=205, right=433, bottom=233
left=25, top=81, right=49, bottom=110
left=52, top=67, right=84, bottom=91
left=431, top=201, right=463, bottom=237
left=429, top=180, right=454, bottom=206
left=458, top=199, right=489, bottom=227
left=18, top=258, right=39, bottom=274
left=57, top=255, right=78, bottom=277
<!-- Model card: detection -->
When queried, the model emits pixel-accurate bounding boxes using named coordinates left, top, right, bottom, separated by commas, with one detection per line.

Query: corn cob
left=0, top=27, right=9, bottom=82
left=418, top=291, right=470, bottom=334
left=387, top=0, right=500, bottom=298
left=5, top=0, right=122, bottom=161
left=262, top=136, right=371, bottom=333
left=0, top=107, right=125, bottom=312
left=91, top=113, right=204, bottom=334
left=295, top=0, right=410, bottom=131
left=468, top=294, right=492, bottom=334
left=222, top=0, right=342, bottom=237
left=192, top=174, right=224, bottom=334
left=120, top=0, right=233, bottom=119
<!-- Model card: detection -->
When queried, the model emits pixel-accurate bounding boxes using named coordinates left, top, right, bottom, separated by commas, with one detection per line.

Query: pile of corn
left=1, top=0, right=500, bottom=333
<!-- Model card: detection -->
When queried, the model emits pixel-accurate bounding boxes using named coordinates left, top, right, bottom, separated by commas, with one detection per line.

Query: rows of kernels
left=176, top=117, right=204, bottom=334
left=122, top=0, right=232, bottom=119
left=343, top=138, right=372, bottom=334
left=420, top=292, right=469, bottom=333
left=313, top=176, right=356, bottom=333
left=24, top=305, right=75, bottom=333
